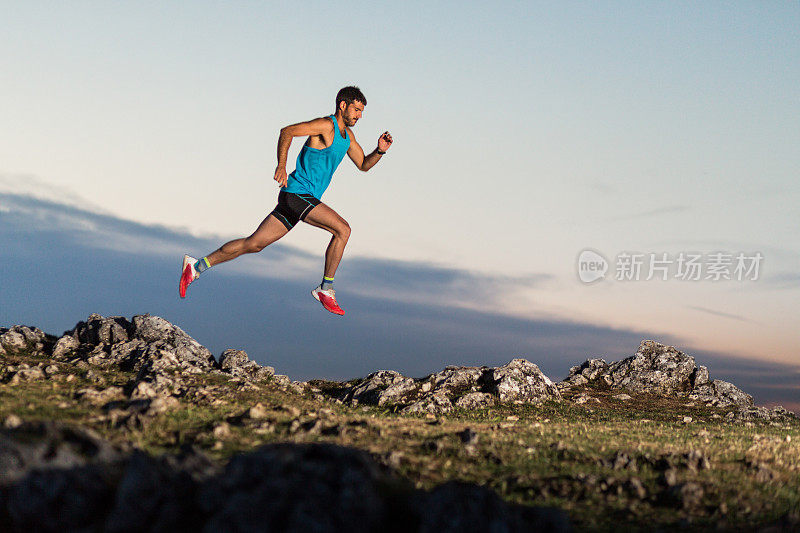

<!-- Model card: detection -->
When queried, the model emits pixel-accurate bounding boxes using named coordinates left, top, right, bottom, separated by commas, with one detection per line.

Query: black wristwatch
left=376, top=148, right=386, bottom=155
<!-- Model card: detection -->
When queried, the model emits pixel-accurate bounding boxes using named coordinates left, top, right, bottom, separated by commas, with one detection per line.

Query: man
left=179, top=86, right=392, bottom=315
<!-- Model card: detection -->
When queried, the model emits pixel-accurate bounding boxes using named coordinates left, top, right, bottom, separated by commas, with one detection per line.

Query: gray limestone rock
left=559, top=358, right=610, bottom=390
left=218, top=349, right=274, bottom=382
left=402, top=393, right=454, bottom=415
left=688, top=379, right=753, bottom=408
left=607, top=341, right=697, bottom=394
left=337, top=358, right=561, bottom=414
left=486, top=359, right=562, bottom=403
left=0, top=326, right=46, bottom=354
left=131, top=315, right=217, bottom=372
left=559, top=340, right=759, bottom=413
left=343, top=370, right=409, bottom=405
left=52, top=335, right=80, bottom=359
left=455, top=392, right=497, bottom=409
left=68, top=314, right=132, bottom=346
left=0, top=421, right=121, bottom=486
left=199, top=442, right=390, bottom=533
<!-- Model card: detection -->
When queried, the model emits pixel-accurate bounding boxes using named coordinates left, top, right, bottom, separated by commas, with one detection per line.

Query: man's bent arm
left=276, top=117, right=334, bottom=169
left=274, top=117, right=334, bottom=186
left=347, top=131, right=392, bottom=172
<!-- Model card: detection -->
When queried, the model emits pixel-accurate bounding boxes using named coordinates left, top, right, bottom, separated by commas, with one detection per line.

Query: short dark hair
left=336, top=86, right=366, bottom=108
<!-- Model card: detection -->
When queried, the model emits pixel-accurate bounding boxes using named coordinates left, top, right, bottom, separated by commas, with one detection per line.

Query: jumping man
left=178, top=86, right=393, bottom=315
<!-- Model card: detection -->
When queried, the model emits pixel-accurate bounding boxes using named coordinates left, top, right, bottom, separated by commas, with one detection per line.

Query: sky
left=1, top=3, right=798, bottom=407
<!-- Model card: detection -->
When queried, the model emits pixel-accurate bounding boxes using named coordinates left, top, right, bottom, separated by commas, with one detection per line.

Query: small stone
left=3, top=414, right=22, bottom=428
left=248, top=403, right=270, bottom=420
left=457, top=428, right=478, bottom=446
left=613, top=393, right=632, bottom=401
left=147, top=396, right=179, bottom=414
left=387, top=450, right=403, bottom=468
left=213, top=423, right=232, bottom=439
left=676, top=482, right=704, bottom=509
left=787, top=435, right=792, bottom=443
left=662, top=469, right=678, bottom=487
left=130, top=381, right=158, bottom=399
left=506, top=415, right=519, bottom=421
left=682, top=416, right=693, bottom=424
left=628, top=477, right=647, bottom=499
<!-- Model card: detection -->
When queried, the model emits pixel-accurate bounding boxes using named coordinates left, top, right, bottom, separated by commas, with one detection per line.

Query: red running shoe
left=311, top=285, right=345, bottom=315
left=179, top=254, right=199, bottom=298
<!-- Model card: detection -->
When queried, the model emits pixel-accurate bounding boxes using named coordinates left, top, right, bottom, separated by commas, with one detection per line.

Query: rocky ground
left=1, top=314, right=798, bottom=532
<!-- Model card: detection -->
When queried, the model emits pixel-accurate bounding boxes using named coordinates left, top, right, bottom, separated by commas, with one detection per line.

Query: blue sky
left=1, top=2, right=798, bottom=407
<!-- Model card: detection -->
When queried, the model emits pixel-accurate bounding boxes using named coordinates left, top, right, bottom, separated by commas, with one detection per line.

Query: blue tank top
left=282, top=115, right=350, bottom=200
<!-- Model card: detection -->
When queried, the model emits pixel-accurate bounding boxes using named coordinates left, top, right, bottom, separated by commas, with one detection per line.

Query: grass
left=1, top=349, right=798, bottom=531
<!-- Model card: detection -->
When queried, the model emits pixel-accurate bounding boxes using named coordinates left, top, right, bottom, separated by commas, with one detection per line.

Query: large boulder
left=339, top=359, right=561, bottom=415
left=67, top=314, right=132, bottom=346
left=559, top=340, right=755, bottom=409
left=486, top=359, right=561, bottom=403
left=129, top=315, right=217, bottom=373
left=558, top=358, right=610, bottom=390
left=0, top=421, right=120, bottom=486
left=48, top=314, right=274, bottom=385
left=218, top=349, right=275, bottom=382
left=0, top=326, right=47, bottom=355
left=607, top=341, right=698, bottom=395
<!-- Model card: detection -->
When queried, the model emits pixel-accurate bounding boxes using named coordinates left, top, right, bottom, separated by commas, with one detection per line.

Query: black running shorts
left=270, top=191, right=320, bottom=230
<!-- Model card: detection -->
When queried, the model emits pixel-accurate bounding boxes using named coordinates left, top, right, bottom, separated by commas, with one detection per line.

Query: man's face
left=342, top=100, right=365, bottom=127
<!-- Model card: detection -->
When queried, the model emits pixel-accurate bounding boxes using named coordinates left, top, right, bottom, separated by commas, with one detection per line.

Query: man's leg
left=302, top=203, right=351, bottom=279
left=179, top=214, right=289, bottom=298
left=303, top=203, right=350, bottom=315
left=204, top=214, right=289, bottom=267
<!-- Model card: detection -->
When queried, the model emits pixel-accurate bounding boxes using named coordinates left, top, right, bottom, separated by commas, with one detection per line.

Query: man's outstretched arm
left=274, top=117, right=334, bottom=187
left=347, top=131, right=393, bottom=172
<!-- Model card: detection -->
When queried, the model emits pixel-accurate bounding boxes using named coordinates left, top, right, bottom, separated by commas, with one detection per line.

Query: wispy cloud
left=0, top=191, right=559, bottom=313
left=686, top=306, right=754, bottom=323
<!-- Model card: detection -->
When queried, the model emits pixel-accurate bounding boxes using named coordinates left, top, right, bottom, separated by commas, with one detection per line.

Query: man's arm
left=347, top=131, right=393, bottom=172
left=273, top=117, right=334, bottom=187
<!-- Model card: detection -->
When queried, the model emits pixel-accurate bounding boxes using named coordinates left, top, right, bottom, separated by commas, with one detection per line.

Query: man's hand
left=274, top=166, right=288, bottom=187
left=378, top=131, right=393, bottom=153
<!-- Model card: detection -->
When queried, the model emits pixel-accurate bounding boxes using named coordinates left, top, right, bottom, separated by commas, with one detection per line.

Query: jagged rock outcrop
left=340, top=359, right=561, bottom=414
left=2, top=315, right=794, bottom=422
left=559, top=340, right=754, bottom=409
left=2, top=314, right=288, bottom=426
left=56, top=314, right=218, bottom=375
left=0, top=422, right=571, bottom=533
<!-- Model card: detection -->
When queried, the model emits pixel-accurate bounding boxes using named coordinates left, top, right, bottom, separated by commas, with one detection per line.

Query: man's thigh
left=248, top=213, right=289, bottom=242
left=303, top=202, right=349, bottom=234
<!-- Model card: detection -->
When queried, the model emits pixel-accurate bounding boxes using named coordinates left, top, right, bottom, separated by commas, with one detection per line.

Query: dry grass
left=2, top=350, right=798, bottom=532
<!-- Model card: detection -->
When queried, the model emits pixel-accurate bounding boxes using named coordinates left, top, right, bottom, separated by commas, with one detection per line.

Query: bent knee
left=336, top=221, right=351, bottom=241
